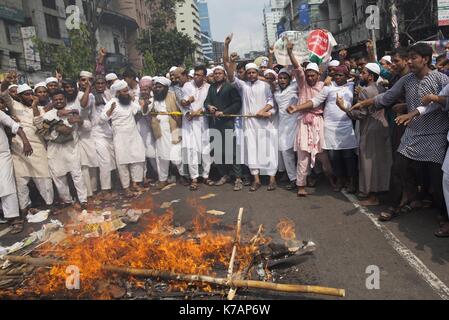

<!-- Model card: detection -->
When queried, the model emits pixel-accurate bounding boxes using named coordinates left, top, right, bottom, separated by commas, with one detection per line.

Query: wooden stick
left=1, top=255, right=345, bottom=297
left=227, top=207, right=244, bottom=300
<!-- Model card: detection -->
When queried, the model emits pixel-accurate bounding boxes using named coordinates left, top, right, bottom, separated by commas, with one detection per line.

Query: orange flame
left=276, top=218, right=297, bottom=241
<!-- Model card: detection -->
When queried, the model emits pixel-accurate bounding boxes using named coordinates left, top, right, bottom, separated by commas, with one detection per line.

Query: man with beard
left=204, top=66, right=243, bottom=190
left=338, top=63, right=392, bottom=206
left=224, top=34, right=278, bottom=192
left=181, top=66, right=213, bottom=191
left=6, top=84, right=54, bottom=216
left=34, top=82, right=53, bottom=112
left=290, top=65, right=358, bottom=194
left=101, top=80, right=146, bottom=197
left=138, top=77, right=158, bottom=186
left=45, top=77, right=60, bottom=96
left=287, top=39, right=334, bottom=197
left=42, top=89, right=88, bottom=209
left=149, top=77, right=184, bottom=190
left=90, top=75, right=116, bottom=199
left=64, top=76, right=99, bottom=199
left=272, top=68, right=299, bottom=192
left=8, top=84, right=19, bottom=102
left=173, top=68, right=190, bottom=105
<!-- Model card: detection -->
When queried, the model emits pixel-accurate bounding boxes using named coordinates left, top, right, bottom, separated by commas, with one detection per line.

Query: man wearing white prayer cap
left=224, top=37, right=278, bottom=192
left=188, top=69, right=194, bottom=80
left=263, top=69, right=278, bottom=83
left=79, top=71, right=94, bottom=79
left=343, top=60, right=391, bottom=206
left=9, top=82, right=54, bottom=217
left=105, top=73, right=118, bottom=89
left=306, top=62, right=320, bottom=73
left=206, top=68, right=214, bottom=84
left=150, top=75, right=186, bottom=190
left=380, top=55, right=393, bottom=72
left=100, top=79, right=147, bottom=197
left=181, top=65, right=214, bottom=190
left=45, top=77, right=59, bottom=96
left=8, top=84, right=19, bottom=101
left=33, top=82, right=51, bottom=108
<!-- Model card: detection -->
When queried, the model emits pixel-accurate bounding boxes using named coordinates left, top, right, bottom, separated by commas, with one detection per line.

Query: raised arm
left=223, top=34, right=236, bottom=83
left=286, top=37, right=300, bottom=69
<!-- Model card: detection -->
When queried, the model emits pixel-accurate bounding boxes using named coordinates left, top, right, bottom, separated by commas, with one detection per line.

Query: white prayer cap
left=105, top=73, right=118, bottom=81
left=169, top=66, right=178, bottom=73
left=278, top=68, right=291, bottom=77
left=165, top=73, right=171, bottom=78
left=263, top=69, right=278, bottom=79
left=34, top=82, right=47, bottom=91
left=212, top=66, right=226, bottom=74
left=381, top=55, right=392, bottom=64
left=365, top=63, right=381, bottom=75
left=141, top=76, right=152, bottom=81
left=8, top=84, right=18, bottom=90
left=111, top=79, right=128, bottom=93
left=306, top=62, right=320, bottom=73
left=80, top=71, right=93, bottom=78
left=17, top=84, right=33, bottom=94
left=189, top=69, right=194, bottom=78
left=328, top=60, right=340, bottom=67
left=45, top=77, right=58, bottom=85
left=153, top=76, right=172, bottom=87
left=245, top=63, right=259, bottom=71
left=207, top=69, right=213, bottom=76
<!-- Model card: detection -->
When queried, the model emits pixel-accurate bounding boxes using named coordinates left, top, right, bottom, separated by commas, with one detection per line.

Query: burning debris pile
left=0, top=193, right=345, bottom=300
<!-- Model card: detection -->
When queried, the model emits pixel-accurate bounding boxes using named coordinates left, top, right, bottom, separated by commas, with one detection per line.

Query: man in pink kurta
left=291, top=63, right=333, bottom=196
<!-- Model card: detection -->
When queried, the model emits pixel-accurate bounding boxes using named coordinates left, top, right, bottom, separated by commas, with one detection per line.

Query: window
left=44, top=14, right=61, bottom=39
left=42, top=0, right=57, bottom=10
left=68, top=0, right=76, bottom=6
left=114, top=38, right=120, bottom=54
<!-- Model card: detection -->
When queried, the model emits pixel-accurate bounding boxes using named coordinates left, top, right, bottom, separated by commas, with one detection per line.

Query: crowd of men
left=1, top=34, right=449, bottom=239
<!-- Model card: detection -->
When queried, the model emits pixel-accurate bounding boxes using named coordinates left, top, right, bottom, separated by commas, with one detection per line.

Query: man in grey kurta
left=344, top=64, right=392, bottom=206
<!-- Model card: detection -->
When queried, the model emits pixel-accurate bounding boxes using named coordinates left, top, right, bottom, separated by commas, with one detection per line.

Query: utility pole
left=390, top=0, right=400, bottom=48
left=290, top=0, right=294, bottom=30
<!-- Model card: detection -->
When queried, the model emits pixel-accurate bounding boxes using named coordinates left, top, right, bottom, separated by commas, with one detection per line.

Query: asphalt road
left=147, top=179, right=449, bottom=300
left=1, top=177, right=448, bottom=300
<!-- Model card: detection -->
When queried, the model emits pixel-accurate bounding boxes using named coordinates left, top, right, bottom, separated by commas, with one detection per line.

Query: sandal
left=215, top=176, right=230, bottom=186
left=249, top=182, right=261, bottom=192
left=378, top=207, right=400, bottom=222
left=286, top=181, right=297, bottom=191
left=9, top=219, right=24, bottom=235
left=190, top=180, right=199, bottom=191
left=297, top=189, right=308, bottom=197
left=267, top=183, right=277, bottom=191
left=435, top=223, right=449, bottom=238
left=203, top=178, right=215, bottom=186
left=233, top=179, right=243, bottom=191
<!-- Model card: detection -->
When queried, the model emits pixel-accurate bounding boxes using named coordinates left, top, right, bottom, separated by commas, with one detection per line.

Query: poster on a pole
left=273, top=30, right=337, bottom=66
left=438, top=0, right=449, bottom=26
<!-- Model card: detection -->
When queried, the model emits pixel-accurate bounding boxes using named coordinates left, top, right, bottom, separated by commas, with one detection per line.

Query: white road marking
left=342, top=191, right=449, bottom=300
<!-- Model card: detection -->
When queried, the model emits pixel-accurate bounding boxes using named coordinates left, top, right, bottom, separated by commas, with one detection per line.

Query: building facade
left=263, top=0, right=286, bottom=51
left=197, top=0, right=213, bottom=62
left=176, top=0, right=204, bottom=63
left=212, top=40, right=224, bottom=64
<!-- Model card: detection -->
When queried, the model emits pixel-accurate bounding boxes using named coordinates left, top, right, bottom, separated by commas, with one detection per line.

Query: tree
left=137, top=29, right=197, bottom=75
left=34, top=25, right=94, bottom=79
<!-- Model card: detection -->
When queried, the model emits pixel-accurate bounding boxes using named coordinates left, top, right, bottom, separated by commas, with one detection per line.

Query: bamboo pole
left=1, top=255, right=345, bottom=298
left=227, top=207, right=244, bottom=300
left=149, top=112, right=259, bottom=118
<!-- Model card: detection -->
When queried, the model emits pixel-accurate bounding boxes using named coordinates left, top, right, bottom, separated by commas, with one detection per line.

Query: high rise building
left=212, top=41, right=224, bottom=64
left=263, top=0, right=286, bottom=52
left=175, top=0, right=204, bottom=63
left=197, top=0, right=213, bottom=62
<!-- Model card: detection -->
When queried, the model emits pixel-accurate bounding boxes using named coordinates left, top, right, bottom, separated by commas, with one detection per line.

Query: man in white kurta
left=42, top=89, right=88, bottom=208
left=273, top=69, right=299, bottom=189
left=0, top=107, right=33, bottom=233
left=181, top=66, right=213, bottom=189
left=9, top=85, right=54, bottom=214
left=150, top=77, right=184, bottom=189
left=100, top=80, right=146, bottom=196
left=91, top=76, right=116, bottom=195
left=229, top=63, right=278, bottom=191
left=137, top=77, right=157, bottom=184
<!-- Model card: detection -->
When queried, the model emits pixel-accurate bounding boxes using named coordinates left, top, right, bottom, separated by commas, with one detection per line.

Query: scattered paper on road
left=161, top=183, right=176, bottom=191
left=207, top=210, right=226, bottom=216
left=26, top=210, right=50, bottom=223
left=200, top=193, right=216, bottom=200
left=160, top=199, right=181, bottom=209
